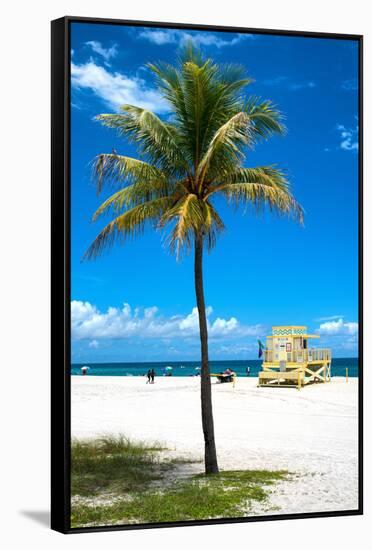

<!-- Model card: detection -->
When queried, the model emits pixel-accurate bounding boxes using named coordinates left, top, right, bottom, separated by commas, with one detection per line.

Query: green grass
left=71, top=436, right=289, bottom=528
left=71, top=436, right=169, bottom=496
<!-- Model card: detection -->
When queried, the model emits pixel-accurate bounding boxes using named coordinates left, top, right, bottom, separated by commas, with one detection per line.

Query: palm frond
left=96, top=108, right=190, bottom=177
left=159, top=193, right=226, bottom=257
left=92, top=153, right=166, bottom=193
left=198, top=73, right=252, bottom=156
left=179, top=41, right=206, bottom=67
left=203, top=200, right=226, bottom=251
left=218, top=182, right=304, bottom=223
left=243, top=97, right=286, bottom=139
left=218, top=63, right=252, bottom=87
left=84, top=197, right=174, bottom=260
left=147, top=61, right=187, bottom=123
left=211, top=165, right=290, bottom=191
left=92, top=179, right=176, bottom=221
left=148, top=56, right=251, bottom=170
left=196, top=112, right=251, bottom=187
left=160, top=194, right=202, bottom=257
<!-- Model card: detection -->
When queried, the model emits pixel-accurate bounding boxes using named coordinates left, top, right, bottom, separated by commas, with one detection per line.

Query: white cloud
left=139, top=29, right=254, bottom=48
left=71, top=60, right=169, bottom=113
left=339, top=336, right=358, bottom=350
left=85, top=41, right=118, bottom=62
left=218, top=343, right=255, bottom=355
left=289, top=81, right=316, bottom=91
left=315, top=315, right=345, bottom=322
left=341, top=79, right=358, bottom=91
left=336, top=123, right=358, bottom=151
left=263, top=76, right=317, bottom=91
left=210, top=316, right=238, bottom=335
left=71, top=300, right=263, bottom=341
left=178, top=307, right=207, bottom=331
left=263, top=76, right=288, bottom=86
left=317, top=318, right=358, bottom=336
left=88, top=339, right=99, bottom=348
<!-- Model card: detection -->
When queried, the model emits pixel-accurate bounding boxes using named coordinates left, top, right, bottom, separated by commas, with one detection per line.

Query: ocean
left=71, top=357, right=359, bottom=378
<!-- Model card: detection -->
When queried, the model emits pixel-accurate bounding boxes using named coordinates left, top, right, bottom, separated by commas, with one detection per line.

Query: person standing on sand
left=146, top=369, right=151, bottom=384
left=150, top=368, right=155, bottom=384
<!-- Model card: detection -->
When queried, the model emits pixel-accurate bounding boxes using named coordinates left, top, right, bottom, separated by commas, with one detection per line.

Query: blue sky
left=70, top=22, right=359, bottom=363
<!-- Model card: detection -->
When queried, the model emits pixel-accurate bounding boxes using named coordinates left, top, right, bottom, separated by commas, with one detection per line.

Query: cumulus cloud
left=263, top=75, right=316, bottom=91
left=138, top=29, right=254, bottom=48
left=71, top=300, right=263, bottom=341
left=88, top=339, right=99, bottom=348
left=71, top=61, right=169, bottom=113
left=317, top=318, right=358, bottom=336
left=336, top=123, right=358, bottom=151
left=85, top=41, right=118, bottom=62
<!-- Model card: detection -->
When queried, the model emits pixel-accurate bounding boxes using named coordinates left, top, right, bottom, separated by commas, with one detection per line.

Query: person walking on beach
left=146, top=369, right=151, bottom=384
left=150, top=368, right=155, bottom=384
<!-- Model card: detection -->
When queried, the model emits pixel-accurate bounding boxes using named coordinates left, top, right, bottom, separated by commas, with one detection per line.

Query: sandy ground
left=71, top=376, right=359, bottom=515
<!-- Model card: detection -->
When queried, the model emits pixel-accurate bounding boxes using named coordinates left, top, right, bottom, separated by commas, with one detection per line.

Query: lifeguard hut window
left=303, top=339, right=307, bottom=349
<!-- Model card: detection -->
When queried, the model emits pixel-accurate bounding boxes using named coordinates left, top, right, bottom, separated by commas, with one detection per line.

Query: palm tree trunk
left=194, top=234, right=219, bottom=474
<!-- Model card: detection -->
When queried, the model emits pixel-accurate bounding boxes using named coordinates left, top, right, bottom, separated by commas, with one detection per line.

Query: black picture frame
left=51, top=15, right=363, bottom=534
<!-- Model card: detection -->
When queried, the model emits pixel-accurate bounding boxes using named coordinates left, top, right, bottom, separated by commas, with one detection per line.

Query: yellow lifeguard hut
left=258, top=326, right=331, bottom=389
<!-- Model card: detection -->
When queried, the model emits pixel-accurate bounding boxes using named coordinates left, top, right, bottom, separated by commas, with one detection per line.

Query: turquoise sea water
left=71, top=358, right=359, bottom=377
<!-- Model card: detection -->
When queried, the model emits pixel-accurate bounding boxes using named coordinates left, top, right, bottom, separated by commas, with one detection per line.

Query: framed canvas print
left=51, top=16, right=363, bottom=533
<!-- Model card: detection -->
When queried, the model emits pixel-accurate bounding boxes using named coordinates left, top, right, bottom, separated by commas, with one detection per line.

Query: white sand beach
left=71, top=376, right=359, bottom=515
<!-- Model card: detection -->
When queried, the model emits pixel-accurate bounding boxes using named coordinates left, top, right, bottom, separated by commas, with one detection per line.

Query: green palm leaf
left=96, top=107, right=190, bottom=177
left=84, top=197, right=174, bottom=260
left=243, top=96, right=286, bottom=138
left=218, top=182, right=304, bottom=222
left=92, top=153, right=166, bottom=193
left=196, top=111, right=251, bottom=187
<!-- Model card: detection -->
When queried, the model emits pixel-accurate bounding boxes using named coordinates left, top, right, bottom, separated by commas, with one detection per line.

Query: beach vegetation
left=71, top=436, right=289, bottom=527
left=71, top=436, right=167, bottom=496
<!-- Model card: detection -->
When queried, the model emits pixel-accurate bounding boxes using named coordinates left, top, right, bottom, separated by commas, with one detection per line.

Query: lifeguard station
left=258, top=326, right=331, bottom=389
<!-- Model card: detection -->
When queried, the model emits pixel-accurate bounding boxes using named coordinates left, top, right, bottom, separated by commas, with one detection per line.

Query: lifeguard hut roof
left=267, top=325, right=319, bottom=338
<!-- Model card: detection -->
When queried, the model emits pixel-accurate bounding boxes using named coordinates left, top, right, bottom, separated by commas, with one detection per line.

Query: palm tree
left=85, top=45, right=304, bottom=474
